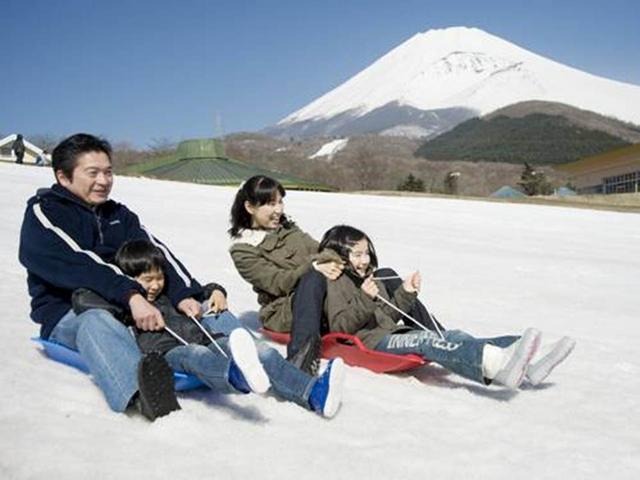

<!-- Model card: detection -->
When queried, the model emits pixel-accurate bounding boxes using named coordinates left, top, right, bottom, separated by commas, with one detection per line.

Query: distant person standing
left=12, top=134, right=26, bottom=164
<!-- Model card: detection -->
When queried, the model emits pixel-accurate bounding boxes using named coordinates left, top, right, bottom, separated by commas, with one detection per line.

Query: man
left=12, top=134, right=25, bottom=164
left=19, top=133, right=211, bottom=420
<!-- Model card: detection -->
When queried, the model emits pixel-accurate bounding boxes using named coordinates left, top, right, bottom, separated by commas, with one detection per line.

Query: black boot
left=136, top=352, right=181, bottom=421
left=287, top=334, right=321, bottom=376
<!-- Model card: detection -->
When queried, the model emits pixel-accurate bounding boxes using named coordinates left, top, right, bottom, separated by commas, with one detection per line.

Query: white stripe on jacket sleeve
left=141, top=225, right=191, bottom=287
left=32, top=204, right=125, bottom=275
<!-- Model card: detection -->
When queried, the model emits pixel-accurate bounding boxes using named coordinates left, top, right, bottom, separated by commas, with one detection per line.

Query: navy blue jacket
left=19, top=184, right=204, bottom=339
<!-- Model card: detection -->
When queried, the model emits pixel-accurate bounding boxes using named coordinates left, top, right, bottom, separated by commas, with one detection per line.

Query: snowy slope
left=271, top=27, right=640, bottom=138
left=309, top=138, right=349, bottom=159
left=1, top=162, right=639, bottom=479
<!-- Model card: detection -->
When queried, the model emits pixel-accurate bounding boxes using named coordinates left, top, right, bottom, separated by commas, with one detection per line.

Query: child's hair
left=318, top=225, right=379, bottom=272
left=228, top=175, right=292, bottom=237
left=115, top=239, right=165, bottom=277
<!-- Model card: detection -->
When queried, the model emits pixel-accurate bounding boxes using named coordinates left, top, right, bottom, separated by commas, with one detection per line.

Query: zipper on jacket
left=94, top=211, right=104, bottom=244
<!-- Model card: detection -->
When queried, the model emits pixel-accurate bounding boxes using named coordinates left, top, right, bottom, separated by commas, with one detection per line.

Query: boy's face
left=135, top=268, right=165, bottom=302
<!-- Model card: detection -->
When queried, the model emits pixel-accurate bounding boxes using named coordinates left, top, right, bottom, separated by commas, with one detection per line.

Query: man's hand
left=360, top=275, right=380, bottom=299
left=129, top=294, right=165, bottom=331
left=313, top=261, right=344, bottom=281
left=402, top=271, right=421, bottom=293
left=207, top=289, right=228, bottom=314
left=177, top=297, right=202, bottom=319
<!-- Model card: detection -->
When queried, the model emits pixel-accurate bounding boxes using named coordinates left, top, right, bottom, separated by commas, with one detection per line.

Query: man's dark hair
left=115, top=240, right=165, bottom=277
left=52, top=133, right=112, bottom=180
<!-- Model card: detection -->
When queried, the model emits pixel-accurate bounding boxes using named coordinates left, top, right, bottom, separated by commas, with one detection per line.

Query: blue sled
left=32, top=337, right=205, bottom=391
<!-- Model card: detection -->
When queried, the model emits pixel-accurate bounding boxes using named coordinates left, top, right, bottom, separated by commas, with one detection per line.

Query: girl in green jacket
left=229, top=176, right=446, bottom=373
left=229, top=175, right=343, bottom=374
left=319, top=225, right=575, bottom=390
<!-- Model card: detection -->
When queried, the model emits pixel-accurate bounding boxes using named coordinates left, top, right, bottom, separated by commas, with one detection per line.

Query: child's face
left=245, top=191, right=284, bottom=230
left=348, top=238, right=371, bottom=277
left=135, top=268, right=165, bottom=302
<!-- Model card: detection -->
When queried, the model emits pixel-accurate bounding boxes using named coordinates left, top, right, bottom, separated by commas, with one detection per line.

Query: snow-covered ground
left=309, top=138, right=349, bottom=160
left=1, top=162, right=639, bottom=479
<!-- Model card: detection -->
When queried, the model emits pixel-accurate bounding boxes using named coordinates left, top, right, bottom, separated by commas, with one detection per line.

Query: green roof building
left=126, top=138, right=331, bottom=191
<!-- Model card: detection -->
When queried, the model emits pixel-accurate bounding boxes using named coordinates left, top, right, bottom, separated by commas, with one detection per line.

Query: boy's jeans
left=49, top=309, right=141, bottom=412
left=201, top=311, right=316, bottom=407
left=376, top=329, right=519, bottom=383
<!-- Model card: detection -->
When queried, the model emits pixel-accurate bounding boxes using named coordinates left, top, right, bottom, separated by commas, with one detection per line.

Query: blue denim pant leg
left=202, top=311, right=315, bottom=407
left=376, top=329, right=488, bottom=383
left=255, top=342, right=315, bottom=409
left=480, top=335, right=520, bottom=348
left=164, top=341, right=236, bottom=393
left=201, top=310, right=245, bottom=336
left=49, top=309, right=141, bottom=412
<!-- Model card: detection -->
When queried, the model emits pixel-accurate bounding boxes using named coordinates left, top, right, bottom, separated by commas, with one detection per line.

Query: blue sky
left=2, top=0, right=638, bottom=147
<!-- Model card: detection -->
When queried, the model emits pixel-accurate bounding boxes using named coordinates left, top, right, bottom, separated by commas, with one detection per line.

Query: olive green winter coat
left=325, top=272, right=417, bottom=349
left=229, top=225, right=340, bottom=332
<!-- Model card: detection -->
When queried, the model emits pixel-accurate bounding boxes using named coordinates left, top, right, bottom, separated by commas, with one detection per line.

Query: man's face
left=56, top=151, right=113, bottom=206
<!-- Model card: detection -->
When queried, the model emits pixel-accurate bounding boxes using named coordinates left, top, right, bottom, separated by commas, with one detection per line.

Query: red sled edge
left=260, top=329, right=426, bottom=374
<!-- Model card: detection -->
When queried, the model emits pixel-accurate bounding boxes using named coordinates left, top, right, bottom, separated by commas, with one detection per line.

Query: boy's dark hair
left=318, top=225, right=378, bottom=272
left=52, top=133, right=112, bottom=180
left=115, top=239, right=165, bottom=277
left=228, top=175, right=292, bottom=237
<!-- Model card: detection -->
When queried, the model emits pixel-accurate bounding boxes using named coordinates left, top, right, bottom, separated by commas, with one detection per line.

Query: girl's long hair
left=228, top=175, right=292, bottom=237
left=318, top=225, right=378, bottom=279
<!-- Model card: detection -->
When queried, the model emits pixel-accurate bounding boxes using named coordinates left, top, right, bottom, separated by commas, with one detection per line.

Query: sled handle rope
left=375, top=295, right=446, bottom=341
left=189, top=315, right=229, bottom=358
left=164, top=325, right=190, bottom=346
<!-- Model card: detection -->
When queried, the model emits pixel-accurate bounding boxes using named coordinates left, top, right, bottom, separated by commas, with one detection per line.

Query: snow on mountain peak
left=276, top=26, right=640, bottom=134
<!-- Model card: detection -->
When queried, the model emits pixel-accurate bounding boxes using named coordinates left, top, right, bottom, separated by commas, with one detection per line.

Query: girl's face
left=348, top=238, right=371, bottom=277
left=245, top=191, right=284, bottom=230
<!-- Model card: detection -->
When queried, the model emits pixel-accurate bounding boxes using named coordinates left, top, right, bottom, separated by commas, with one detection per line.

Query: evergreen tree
left=397, top=174, right=426, bottom=192
left=518, top=163, right=553, bottom=195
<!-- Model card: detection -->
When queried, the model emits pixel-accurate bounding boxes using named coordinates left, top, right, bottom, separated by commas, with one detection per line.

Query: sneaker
left=228, top=329, right=270, bottom=394
left=493, top=328, right=541, bottom=389
left=287, top=334, right=321, bottom=376
left=526, top=336, right=576, bottom=385
left=308, top=358, right=345, bottom=418
left=137, top=352, right=181, bottom=421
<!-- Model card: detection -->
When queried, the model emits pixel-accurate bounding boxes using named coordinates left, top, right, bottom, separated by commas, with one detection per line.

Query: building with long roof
left=126, top=138, right=331, bottom=191
left=557, top=144, right=640, bottom=194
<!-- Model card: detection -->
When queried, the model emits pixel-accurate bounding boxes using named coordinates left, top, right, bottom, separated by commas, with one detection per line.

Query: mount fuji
left=264, top=27, right=640, bottom=139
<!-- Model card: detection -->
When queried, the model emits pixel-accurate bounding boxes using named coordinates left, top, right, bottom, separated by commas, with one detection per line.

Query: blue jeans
left=49, top=309, right=141, bottom=412
left=202, top=311, right=316, bottom=408
left=376, top=329, right=519, bottom=384
left=164, top=340, right=237, bottom=394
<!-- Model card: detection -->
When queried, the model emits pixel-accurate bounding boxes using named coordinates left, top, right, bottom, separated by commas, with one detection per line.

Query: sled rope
left=375, top=295, right=446, bottom=341
left=189, top=315, right=229, bottom=358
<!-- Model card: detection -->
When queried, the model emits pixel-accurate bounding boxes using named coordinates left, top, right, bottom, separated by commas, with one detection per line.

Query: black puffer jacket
left=72, top=288, right=220, bottom=354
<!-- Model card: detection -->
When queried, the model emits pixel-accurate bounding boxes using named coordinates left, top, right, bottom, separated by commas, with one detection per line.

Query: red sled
left=261, top=329, right=426, bottom=374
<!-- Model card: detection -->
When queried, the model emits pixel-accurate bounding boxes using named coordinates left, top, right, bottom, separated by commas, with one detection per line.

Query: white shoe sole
left=494, top=328, right=541, bottom=389
left=229, top=329, right=270, bottom=394
left=527, top=337, right=576, bottom=385
left=322, top=358, right=345, bottom=418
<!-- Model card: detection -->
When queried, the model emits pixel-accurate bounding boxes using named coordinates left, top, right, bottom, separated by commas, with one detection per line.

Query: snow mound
left=1, top=162, right=639, bottom=479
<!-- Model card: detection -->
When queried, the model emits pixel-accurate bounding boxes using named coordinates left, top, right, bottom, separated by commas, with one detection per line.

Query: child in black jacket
left=74, top=239, right=346, bottom=418
left=74, top=240, right=270, bottom=397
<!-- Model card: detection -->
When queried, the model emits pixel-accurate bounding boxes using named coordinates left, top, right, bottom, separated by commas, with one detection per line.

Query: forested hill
left=415, top=112, right=633, bottom=165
